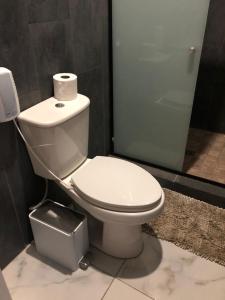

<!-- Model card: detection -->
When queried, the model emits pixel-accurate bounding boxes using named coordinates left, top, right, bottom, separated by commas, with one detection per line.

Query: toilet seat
left=71, top=156, right=162, bottom=213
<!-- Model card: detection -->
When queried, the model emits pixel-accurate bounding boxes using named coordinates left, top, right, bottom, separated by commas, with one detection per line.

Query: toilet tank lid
left=18, top=94, right=90, bottom=128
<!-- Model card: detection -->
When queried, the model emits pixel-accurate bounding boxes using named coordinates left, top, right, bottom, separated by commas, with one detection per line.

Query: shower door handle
left=189, top=46, right=196, bottom=53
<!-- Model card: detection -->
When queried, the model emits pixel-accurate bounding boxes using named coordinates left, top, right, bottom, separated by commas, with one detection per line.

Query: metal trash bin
left=29, top=200, right=89, bottom=271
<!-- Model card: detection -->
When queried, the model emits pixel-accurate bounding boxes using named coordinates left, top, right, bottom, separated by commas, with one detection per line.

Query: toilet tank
left=18, top=95, right=90, bottom=179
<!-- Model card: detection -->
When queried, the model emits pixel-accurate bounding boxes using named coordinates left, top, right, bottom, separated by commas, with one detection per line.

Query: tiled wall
left=191, top=0, right=225, bottom=133
left=0, top=0, right=110, bottom=268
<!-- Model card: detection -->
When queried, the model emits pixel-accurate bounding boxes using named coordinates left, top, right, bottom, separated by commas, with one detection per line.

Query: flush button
left=55, top=103, right=65, bottom=108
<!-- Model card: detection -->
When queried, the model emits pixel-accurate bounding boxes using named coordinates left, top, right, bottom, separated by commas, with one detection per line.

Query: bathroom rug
left=143, top=188, right=225, bottom=266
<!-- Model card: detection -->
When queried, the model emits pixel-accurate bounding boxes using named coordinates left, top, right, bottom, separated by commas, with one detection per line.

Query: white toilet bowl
left=58, top=156, right=165, bottom=258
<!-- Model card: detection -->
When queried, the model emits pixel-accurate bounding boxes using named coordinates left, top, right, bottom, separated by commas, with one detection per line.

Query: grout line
left=89, top=245, right=126, bottom=277
left=116, top=258, right=155, bottom=299
left=101, top=278, right=116, bottom=300
left=117, top=278, right=155, bottom=300
left=101, top=257, right=126, bottom=299
left=28, top=18, right=70, bottom=25
left=115, top=259, right=126, bottom=278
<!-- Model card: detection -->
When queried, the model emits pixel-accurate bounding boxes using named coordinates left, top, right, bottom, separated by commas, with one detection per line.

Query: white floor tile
left=103, top=279, right=152, bottom=300
left=118, top=234, right=225, bottom=300
left=89, top=246, right=124, bottom=277
left=3, top=234, right=225, bottom=300
left=3, top=244, right=123, bottom=300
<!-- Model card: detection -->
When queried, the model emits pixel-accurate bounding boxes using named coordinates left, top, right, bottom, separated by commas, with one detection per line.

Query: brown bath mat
left=143, top=188, right=225, bottom=266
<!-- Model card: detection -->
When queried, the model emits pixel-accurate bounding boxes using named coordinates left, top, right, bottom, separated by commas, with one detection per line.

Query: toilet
left=18, top=94, right=164, bottom=258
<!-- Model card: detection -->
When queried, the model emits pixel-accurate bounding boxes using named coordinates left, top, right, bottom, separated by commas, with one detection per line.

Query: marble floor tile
left=118, top=234, right=225, bottom=300
left=103, top=279, right=153, bottom=300
left=3, top=244, right=124, bottom=300
left=3, top=234, right=225, bottom=300
left=89, top=246, right=124, bottom=277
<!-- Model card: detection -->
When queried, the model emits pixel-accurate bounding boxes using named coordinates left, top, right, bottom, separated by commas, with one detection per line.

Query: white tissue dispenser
left=0, top=67, right=20, bottom=122
left=29, top=200, right=89, bottom=271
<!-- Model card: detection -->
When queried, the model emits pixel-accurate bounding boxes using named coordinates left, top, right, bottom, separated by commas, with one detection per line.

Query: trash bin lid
left=30, top=201, right=85, bottom=234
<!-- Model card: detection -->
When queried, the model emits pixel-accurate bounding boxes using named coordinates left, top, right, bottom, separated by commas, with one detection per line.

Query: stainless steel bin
left=29, top=200, right=89, bottom=271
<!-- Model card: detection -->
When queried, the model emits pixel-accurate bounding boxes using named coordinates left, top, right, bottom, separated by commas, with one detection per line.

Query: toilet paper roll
left=53, top=73, right=77, bottom=101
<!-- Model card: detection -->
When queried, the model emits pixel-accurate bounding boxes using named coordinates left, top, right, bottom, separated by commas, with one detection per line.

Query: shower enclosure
left=112, top=0, right=210, bottom=171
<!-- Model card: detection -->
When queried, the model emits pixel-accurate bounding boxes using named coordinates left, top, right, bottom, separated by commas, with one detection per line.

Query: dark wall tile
left=79, top=68, right=106, bottom=157
left=208, top=84, right=225, bottom=132
left=101, top=15, right=111, bottom=154
left=30, top=20, right=74, bottom=100
left=0, top=0, right=39, bottom=107
left=0, top=122, right=45, bottom=247
left=28, top=0, right=70, bottom=24
left=192, top=0, right=225, bottom=133
left=0, top=171, right=25, bottom=269
left=0, top=123, right=17, bottom=170
left=5, top=135, right=45, bottom=244
left=20, top=90, right=42, bottom=112
left=48, top=181, right=74, bottom=207
left=191, top=75, right=213, bottom=129
left=70, top=0, right=108, bottom=73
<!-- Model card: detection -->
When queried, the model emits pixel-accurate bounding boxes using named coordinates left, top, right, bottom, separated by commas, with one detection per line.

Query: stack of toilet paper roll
left=53, top=73, right=77, bottom=101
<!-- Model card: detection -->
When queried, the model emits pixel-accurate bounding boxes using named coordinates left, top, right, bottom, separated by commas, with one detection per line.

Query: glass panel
left=113, top=0, right=210, bottom=171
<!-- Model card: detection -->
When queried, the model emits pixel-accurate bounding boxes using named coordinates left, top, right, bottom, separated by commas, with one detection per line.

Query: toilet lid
left=71, top=156, right=162, bottom=212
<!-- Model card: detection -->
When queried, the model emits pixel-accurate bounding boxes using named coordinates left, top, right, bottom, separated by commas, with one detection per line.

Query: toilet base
left=102, top=223, right=143, bottom=258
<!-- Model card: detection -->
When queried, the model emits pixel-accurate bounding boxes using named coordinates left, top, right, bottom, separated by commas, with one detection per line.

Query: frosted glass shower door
left=113, top=0, right=210, bottom=171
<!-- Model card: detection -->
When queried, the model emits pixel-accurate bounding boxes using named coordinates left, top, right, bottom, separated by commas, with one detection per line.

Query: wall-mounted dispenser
left=0, top=67, right=20, bottom=123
